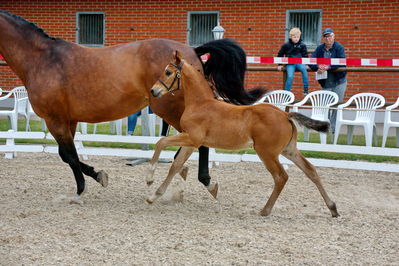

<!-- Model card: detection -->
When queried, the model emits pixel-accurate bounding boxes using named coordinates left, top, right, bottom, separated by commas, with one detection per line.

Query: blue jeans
left=324, top=81, right=347, bottom=133
left=127, top=107, right=153, bottom=134
left=284, top=64, right=309, bottom=91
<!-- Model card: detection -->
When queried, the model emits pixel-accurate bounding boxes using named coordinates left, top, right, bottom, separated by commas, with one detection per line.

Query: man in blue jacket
left=310, top=28, right=347, bottom=133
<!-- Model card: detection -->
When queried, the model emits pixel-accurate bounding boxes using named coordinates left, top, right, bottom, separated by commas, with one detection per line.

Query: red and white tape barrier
left=200, top=55, right=399, bottom=66
left=1, top=54, right=398, bottom=67
left=246, top=57, right=399, bottom=66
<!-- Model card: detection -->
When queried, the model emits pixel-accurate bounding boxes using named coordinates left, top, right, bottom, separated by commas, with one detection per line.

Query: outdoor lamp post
left=212, top=25, right=225, bottom=40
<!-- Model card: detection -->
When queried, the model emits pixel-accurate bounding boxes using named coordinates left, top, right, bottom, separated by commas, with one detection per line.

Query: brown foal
left=146, top=51, right=339, bottom=217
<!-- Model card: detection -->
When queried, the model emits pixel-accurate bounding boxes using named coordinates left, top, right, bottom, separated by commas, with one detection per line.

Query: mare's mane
left=0, top=10, right=57, bottom=41
left=195, top=38, right=267, bottom=105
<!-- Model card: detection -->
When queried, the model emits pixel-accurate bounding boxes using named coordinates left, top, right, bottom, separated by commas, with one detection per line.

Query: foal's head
left=151, top=51, right=185, bottom=98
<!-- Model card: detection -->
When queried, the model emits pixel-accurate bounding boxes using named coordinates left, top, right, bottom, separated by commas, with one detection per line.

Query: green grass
left=215, top=132, right=399, bottom=163
left=1, top=118, right=398, bottom=163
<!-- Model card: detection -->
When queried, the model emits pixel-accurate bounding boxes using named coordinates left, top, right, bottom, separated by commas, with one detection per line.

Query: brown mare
left=146, top=51, right=339, bottom=217
left=0, top=11, right=266, bottom=203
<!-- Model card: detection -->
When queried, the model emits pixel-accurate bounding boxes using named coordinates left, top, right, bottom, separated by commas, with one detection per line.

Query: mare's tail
left=288, top=112, right=330, bottom=133
left=195, top=38, right=267, bottom=105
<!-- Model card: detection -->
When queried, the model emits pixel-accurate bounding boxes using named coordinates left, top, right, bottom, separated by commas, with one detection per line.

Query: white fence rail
left=0, top=131, right=45, bottom=159
left=1, top=130, right=399, bottom=173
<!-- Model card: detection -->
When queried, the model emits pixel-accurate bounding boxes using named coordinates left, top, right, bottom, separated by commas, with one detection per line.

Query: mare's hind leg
left=198, top=146, right=211, bottom=186
left=255, top=148, right=289, bottom=216
left=282, top=146, right=339, bottom=217
left=147, top=147, right=195, bottom=203
left=47, top=120, right=87, bottom=204
left=70, top=122, right=108, bottom=187
left=79, top=163, right=108, bottom=187
left=198, top=146, right=218, bottom=199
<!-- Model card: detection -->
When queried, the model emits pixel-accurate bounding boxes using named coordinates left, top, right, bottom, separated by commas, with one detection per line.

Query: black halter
left=158, top=60, right=184, bottom=94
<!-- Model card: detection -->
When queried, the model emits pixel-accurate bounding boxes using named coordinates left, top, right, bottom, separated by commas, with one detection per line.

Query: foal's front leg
left=146, top=133, right=196, bottom=185
left=146, top=133, right=196, bottom=203
left=147, top=146, right=195, bottom=203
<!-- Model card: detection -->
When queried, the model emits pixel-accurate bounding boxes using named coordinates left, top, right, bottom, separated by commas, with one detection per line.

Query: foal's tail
left=195, top=38, right=267, bottom=105
left=288, top=112, right=330, bottom=133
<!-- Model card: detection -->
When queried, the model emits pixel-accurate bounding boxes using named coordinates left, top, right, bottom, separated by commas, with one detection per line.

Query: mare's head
left=151, top=51, right=185, bottom=98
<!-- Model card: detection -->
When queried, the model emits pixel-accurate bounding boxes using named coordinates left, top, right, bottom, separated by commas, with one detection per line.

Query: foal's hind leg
left=282, top=147, right=339, bottom=217
left=70, top=122, right=108, bottom=187
left=147, top=146, right=195, bottom=203
left=255, top=149, right=289, bottom=216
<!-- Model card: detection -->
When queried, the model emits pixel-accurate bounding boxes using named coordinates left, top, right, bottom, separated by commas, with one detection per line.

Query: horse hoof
left=332, top=212, right=340, bottom=218
left=179, top=166, right=189, bottom=181
left=69, top=194, right=84, bottom=205
left=330, top=202, right=340, bottom=217
left=146, top=198, right=154, bottom=204
left=97, top=170, right=108, bottom=187
left=259, top=209, right=270, bottom=217
left=207, top=182, right=218, bottom=199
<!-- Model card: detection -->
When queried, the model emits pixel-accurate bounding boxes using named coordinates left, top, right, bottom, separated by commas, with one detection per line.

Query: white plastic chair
left=0, top=86, right=29, bottom=131
left=293, top=90, right=339, bottom=144
left=0, top=88, right=18, bottom=130
left=13, top=87, right=29, bottom=129
left=26, top=101, right=47, bottom=131
left=255, top=90, right=295, bottom=111
left=382, top=97, right=399, bottom=147
left=334, top=93, right=385, bottom=147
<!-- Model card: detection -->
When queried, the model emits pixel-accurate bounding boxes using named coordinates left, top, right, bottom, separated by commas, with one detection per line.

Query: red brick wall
left=1, top=0, right=398, bottom=102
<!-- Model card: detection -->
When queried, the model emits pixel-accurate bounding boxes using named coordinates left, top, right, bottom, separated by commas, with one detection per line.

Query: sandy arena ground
left=0, top=152, right=398, bottom=265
